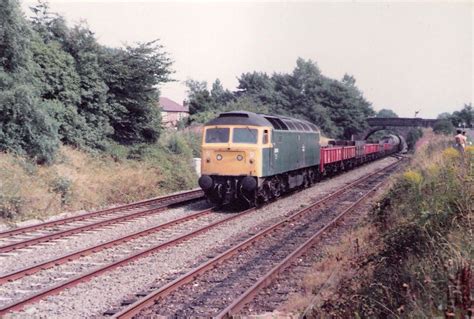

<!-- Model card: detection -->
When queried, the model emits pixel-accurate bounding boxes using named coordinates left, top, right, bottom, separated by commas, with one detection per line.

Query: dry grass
left=280, top=223, right=379, bottom=316
left=0, top=145, right=197, bottom=223
left=281, top=138, right=472, bottom=318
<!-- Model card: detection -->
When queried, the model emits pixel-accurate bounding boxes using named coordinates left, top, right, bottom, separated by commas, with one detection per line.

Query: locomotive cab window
left=233, top=128, right=258, bottom=144
left=205, top=128, right=230, bottom=143
left=262, top=129, right=270, bottom=144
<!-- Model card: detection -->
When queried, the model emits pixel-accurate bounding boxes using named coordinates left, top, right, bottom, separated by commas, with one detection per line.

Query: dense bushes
left=0, top=0, right=172, bottom=163
left=405, top=127, right=423, bottom=150
left=433, top=119, right=455, bottom=135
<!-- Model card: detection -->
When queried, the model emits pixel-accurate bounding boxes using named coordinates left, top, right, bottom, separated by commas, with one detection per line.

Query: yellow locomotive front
left=201, top=126, right=263, bottom=176
left=198, top=112, right=272, bottom=205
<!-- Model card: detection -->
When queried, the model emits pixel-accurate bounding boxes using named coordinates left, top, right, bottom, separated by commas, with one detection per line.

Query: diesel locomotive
left=198, top=111, right=399, bottom=206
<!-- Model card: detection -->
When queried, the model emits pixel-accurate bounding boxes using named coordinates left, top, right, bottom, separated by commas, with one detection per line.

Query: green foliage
left=63, top=24, right=113, bottom=150
left=406, top=127, right=423, bottom=150
left=185, top=58, right=374, bottom=138
left=106, top=142, right=130, bottom=162
left=450, top=103, right=473, bottom=128
left=30, top=35, right=90, bottom=147
left=356, top=142, right=473, bottom=318
left=437, top=112, right=451, bottom=119
left=50, top=175, right=72, bottom=205
left=122, top=141, right=197, bottom=191
left=101, top=41, right=172, bottom=144
left=436, top=104, right=473, bottom=129
left=0, top=73, right=60, bottom=164
left=0, top=1, right=174, bottom=163
left=0, top=0, right=32, bottom=72
left=165, top=134, right=192, bottom=157
left=433, top=119, right=455, bottom=135
left=185, top=79, right=216, bottom=115
left=180, top=131, right=202, bottom=158
left=376, top=108, right=398, bottom=118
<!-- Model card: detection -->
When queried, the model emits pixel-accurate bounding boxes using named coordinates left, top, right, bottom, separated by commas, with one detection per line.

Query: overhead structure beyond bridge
left=354, top=117, right=441, bottom=152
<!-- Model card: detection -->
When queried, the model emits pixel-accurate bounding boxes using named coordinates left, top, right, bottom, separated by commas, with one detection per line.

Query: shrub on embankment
left=358, top=139, right=473, bottom=317
left=0, top=131, right=198, bottom=223
left=315, top=137, right=473, bottom=318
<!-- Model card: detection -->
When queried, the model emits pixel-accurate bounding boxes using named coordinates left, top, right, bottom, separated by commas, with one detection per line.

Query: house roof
left=159, top=97, right=189, bottom=113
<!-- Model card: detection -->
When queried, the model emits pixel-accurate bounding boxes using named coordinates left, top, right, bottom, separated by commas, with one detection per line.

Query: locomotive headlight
left=236, top=155, right=243, bottom=161
left=216, top=154, right=223, bottom=161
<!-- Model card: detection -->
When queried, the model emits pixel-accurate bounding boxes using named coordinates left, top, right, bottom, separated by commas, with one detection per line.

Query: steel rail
left=113, top=159, right=402, bottom=319
left=0, top=191, right=203, bottom=253
left=0, top=208, right=258, bottom=316
left=0, top=189, right=203, bottom=239
left=0, top=207, right=215, bottom=284
left=215, top=177, right=391, bottom=318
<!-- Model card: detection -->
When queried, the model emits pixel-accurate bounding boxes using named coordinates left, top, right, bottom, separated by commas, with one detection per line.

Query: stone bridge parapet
left=354, top=117, right=440, bottom=152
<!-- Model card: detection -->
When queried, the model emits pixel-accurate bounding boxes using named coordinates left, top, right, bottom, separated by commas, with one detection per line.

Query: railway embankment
left=294, top=137, right=473, bottom=318
left=0, top=131, right=200, bottom=226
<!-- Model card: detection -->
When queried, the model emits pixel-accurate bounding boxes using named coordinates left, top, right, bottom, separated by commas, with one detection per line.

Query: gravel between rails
left=0, top=200, right=211, bottom=275
left=137, top=167, right=393, bottom=317
left=0, top=211, right=227, bottom=308
left=243, top=183, right=396, bottom=317
left=4, top=157, right=398, bottom=319
left=245, top=201, right=376, bottom=316
left=0, top=189, right=203, bottom=233
left=0, top=207, right=156, bottom=247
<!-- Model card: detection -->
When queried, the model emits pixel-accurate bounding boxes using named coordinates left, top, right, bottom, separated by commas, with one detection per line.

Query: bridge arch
left=363, top=127, right=408, bottom=153
left=353, top=117, right=440, bottom=152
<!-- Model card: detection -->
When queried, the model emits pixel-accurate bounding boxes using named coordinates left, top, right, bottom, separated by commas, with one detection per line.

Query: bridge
left=366, top=117, right=438, bottom=129
left=353, top=117, right=441, bottom=151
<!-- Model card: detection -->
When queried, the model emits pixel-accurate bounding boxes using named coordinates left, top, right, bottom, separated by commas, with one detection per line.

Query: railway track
left=0, top=206, right=259, bottom=315
left=0, top=189, right=203, bottom=253
left=110, top=159, right=403, bottom=318
left=0, top=159, right=402, bottom=317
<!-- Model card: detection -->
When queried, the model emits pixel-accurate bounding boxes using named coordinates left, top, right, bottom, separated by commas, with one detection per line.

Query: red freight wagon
left=320, top=146, right=356, bottom=172
left=364, top=144, right=379, bottom=155
left=384, top=143, right=392, bottom=152
left=342, top=146, right=356, bottom=160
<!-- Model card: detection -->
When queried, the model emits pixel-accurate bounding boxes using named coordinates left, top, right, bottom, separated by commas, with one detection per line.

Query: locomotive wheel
left=270, top=177, right=281, bottom=198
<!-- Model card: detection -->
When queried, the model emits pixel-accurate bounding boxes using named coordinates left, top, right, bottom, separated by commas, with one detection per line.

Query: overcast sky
left=21, top=0, right=473, bottom=118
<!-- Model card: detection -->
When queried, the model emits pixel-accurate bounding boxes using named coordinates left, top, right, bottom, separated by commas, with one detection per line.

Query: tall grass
left=358, top=137, right=473, bottom=318
left=0, top=135, right=198, bottom=223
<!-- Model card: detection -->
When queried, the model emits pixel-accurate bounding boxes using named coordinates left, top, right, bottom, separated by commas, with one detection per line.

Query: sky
left=21, top=0, right=473, bottom=118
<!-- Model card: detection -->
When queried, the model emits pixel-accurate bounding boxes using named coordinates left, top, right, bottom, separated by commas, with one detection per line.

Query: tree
left=188, top=58, right=375, bottom=138
left=437, top=112, right=451, bottom=120
left=0, top=82, right=60, bottom=164
left=457, top=103, right=473, bottom=128
left=0, top=0, right=60, bottom=163
left=406, top=128, right=423, bottom=150
left=30, top=35, right=89, bottom=147
left=185, top=79, right=216, bottom=115
left=433, top=119, right=454, bottom=135
left=210, top=79, right=234, bottom=105
left=101, top=41, right=173, bottom=144
left=376, top=109, right=398, bottom=118
left=437, top=104, right=473, bottom=128
left=0, top=0, right=32, bottom=72
left=58, top=24, right=114, bottom=149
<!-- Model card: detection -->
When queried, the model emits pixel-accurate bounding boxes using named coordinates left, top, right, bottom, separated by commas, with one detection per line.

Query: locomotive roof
left=206, top=111, right=320, bottom=133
